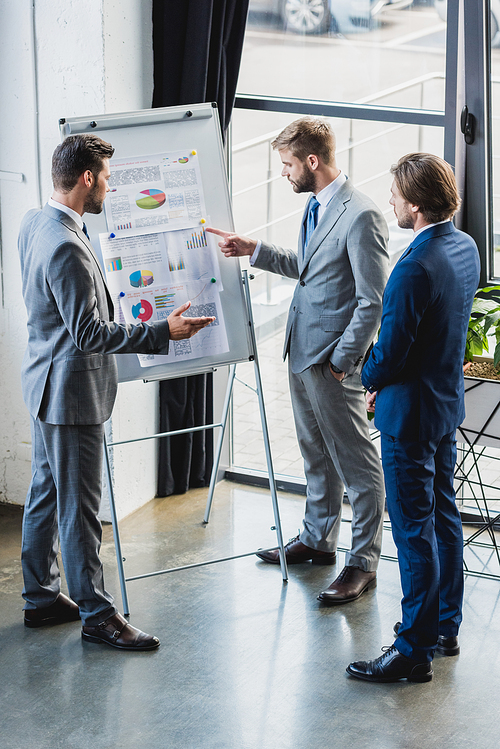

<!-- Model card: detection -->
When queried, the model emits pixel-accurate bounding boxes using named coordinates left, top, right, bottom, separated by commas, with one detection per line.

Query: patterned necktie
left=82, top=222, right=90, bottom=240
left=304, top=196, right=320, bottom=252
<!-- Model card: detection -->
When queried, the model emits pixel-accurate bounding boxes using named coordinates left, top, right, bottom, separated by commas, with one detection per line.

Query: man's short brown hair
left=271, top=117, right=335, bottom=165
left=390, top=153, right=461, bottom=223
left=52, top=134, right=115, bottom=193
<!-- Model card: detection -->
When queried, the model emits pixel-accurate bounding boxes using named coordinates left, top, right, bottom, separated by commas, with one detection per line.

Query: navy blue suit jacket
left=361, top=221, right=480, bottom=441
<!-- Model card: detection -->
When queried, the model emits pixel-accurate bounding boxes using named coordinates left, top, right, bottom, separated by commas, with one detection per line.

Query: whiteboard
left=60, top=103, right=253, bottom=382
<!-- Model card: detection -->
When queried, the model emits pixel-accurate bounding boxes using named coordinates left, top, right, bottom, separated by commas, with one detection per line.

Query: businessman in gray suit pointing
left=19, top=134, right=214, bottom=649
left=208, top=117, right=388, bottom=604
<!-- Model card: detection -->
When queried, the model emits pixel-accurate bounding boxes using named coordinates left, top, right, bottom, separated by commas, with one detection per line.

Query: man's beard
left=396, top=204, right=414, bottom=230
left=290, top=163, right=317, bottom=194
left=83, top=180, right=104, bottom=215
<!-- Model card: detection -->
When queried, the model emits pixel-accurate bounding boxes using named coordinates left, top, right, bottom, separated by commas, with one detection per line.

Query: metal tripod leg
left=203, top=271, right=288, bottom=581
left=203, top=363, right=237, bottom=524
left=242, top=270, right=288, bottom=582
left=103, top=432, right=130, bottom=616
left=253, top=354, right=289, bottom=582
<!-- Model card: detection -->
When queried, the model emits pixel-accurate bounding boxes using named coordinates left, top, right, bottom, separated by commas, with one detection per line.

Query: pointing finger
left=205, top=227, right=228, bottom=238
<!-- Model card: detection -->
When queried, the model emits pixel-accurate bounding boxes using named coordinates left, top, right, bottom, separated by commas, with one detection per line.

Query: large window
left=242, top=1, right=446, bottom=108
left=229, top=0, right=490, bottom=481
left=490, top=3, right=500, bottom=275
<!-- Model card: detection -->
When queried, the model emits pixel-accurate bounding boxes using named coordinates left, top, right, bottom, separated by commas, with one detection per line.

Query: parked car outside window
left=434, top=0, right=500, bottom=47
left=248, top=0, right=415, bottom=35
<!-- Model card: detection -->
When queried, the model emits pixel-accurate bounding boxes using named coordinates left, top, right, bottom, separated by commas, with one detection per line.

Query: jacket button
left=300, top=280, right=305, bottom=286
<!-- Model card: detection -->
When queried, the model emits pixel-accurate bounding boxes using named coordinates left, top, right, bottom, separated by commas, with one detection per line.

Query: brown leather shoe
left=24, top=593, right=80, bottom=628
left=256, top=534, right=336, bottom=565
left=317, top=565, right=376, bottom=605
left=82, top=613, right=160, bottom=651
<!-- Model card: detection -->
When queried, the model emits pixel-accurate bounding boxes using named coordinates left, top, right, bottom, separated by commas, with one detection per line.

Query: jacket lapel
left=43, top=204, right=115, bottom=319
left=300, top=180, right=352, bottom=273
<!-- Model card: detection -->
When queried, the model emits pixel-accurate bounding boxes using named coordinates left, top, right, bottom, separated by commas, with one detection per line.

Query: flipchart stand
left=103, top=271, right=288, bottom=616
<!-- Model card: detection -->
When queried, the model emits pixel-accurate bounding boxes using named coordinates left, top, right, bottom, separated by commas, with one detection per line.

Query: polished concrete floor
left=1, top=482, right=500, bottom=749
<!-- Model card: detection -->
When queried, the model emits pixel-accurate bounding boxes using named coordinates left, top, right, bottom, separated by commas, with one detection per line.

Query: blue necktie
left=304, top=196, right=320, bottom=252
left=82, top=222, right=90, bottom=239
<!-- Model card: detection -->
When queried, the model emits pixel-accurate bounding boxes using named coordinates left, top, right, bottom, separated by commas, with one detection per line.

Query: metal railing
left=232, top=72, right=445, bottom=302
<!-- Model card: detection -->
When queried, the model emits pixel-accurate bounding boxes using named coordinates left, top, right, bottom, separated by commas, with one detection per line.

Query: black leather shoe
left=82, top=612, right=160, bottom=651
left=24, top=593, right=80, bottom=628
left=317, top=566, right=376, bottom=605
left=393, top=621, right=460, bottom=656
left=347, top=644, right=433, bottom=683
left=256, top=535, right=336, bottom=565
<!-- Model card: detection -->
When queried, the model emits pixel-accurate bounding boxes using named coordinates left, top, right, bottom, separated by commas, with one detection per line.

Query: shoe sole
left=24, top=616, right=80, bottom=628
left=256, top=554, right=336, bottom=565
left=318, top=578, right=377, bottom=605
left=81, top=632, right=160, bottom=651
left=346, top=665, right=433, bottom=683
left=436, top=644, right=460, bottom=656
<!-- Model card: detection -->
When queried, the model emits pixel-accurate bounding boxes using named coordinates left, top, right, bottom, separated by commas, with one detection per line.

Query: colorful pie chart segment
left=136, top=188, right=166, bottom=210
left=131, top=299, right=154, bottom=322
left=129, top=269, right=154, bottom=288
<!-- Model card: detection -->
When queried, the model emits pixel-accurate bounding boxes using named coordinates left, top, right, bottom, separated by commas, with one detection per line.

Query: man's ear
left=411, top=204, right=420, bottom=213
left=307, top=154, right=319, bottom=171
left=82, top=170, right=93, bottom=188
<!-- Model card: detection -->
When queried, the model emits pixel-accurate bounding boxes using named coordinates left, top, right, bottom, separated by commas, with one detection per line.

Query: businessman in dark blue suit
left=346, top=153, right=480, bottom=683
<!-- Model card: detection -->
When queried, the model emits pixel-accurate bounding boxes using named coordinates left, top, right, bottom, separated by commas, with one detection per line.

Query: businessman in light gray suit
left=19, top=134, right=214, bottom=650
left=208, top=118, right=389, bottom=604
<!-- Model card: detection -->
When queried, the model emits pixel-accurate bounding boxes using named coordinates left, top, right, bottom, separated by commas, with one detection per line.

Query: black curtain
left=153, top=0, right=249, bottom=495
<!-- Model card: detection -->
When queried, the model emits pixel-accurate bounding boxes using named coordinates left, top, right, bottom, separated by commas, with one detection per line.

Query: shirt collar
left=315, top=170, right=347, bottom=208
left=412, top=219, right=449, bottom=240
left=48, top=198, right=84, bottom=230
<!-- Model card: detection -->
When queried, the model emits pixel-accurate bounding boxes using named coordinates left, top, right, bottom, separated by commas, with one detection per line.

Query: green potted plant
left=464, top=285, right=500, bottom=377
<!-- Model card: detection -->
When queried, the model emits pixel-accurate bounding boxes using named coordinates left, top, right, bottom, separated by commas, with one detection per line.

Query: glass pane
left=491, top=3, right=500, bottom=277
left=230, top=110, right=444, bottom=476
left=239, top=0, right=446, bottom=109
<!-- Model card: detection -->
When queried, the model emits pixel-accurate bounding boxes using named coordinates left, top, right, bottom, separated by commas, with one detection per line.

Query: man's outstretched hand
left=167, top=301, right=215, bottom=340
left=205, top=226, right=257, bottom=258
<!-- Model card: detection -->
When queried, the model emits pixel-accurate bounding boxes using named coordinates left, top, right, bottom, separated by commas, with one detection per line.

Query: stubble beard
left=83, top=181, right=105, bottom=215
left=396, top=205, right=415, bottom=230
left=290, top=163, right=317, bottom=194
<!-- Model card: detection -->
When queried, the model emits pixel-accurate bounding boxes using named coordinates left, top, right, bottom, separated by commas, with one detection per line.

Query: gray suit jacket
left=18, top=204, right=171, bottom=425
left=254, top=179, right=389, bottom=375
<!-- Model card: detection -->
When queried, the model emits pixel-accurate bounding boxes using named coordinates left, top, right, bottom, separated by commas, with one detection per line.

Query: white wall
left=0, top=0, right=159, bottom=520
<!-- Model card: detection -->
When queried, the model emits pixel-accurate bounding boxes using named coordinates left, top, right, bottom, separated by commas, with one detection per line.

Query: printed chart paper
left=100, top=227, right=223, bottom=296
left=99, top=229, right=228, bottom=367
left=119, top=281, right=229, bottom=368
left=104, top=150, right=206, bottom=237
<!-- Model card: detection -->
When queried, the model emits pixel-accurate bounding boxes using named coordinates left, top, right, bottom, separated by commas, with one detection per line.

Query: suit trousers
left=289, top=361, right=385, bottom=571
left=21, top=417, right=117, bottom=626
left=381, top=431, right=463, bottom=662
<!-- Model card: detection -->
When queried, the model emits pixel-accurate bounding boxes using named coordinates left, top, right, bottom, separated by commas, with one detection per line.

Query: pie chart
left=136, top=188, right=166, bottom=210
left=131, top=299, right=154, bottom=322
left=129, top=270, right=154, bottom=288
